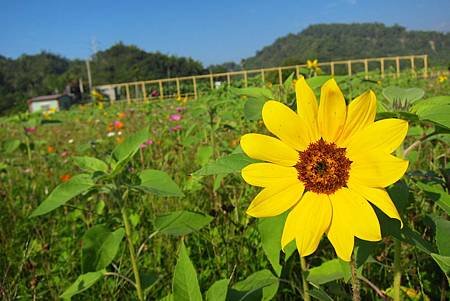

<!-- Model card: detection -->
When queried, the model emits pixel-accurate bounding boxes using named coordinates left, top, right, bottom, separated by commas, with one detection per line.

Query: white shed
left=28, top=94, right=61, bottom=113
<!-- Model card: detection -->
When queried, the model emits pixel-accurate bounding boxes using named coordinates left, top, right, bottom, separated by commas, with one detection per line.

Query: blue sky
left=1, top=0, right=449, bottom=65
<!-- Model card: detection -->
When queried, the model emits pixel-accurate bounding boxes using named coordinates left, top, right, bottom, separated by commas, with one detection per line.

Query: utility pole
left=86, top=59, right=92, bottom=92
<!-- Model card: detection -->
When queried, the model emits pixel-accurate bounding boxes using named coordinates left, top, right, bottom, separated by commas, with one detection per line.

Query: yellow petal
left=347, top=119, right=408, bottom=156
left=241, top=163, right=298, bottom=187
left=327, top=195, right=354, bottom=261
left=349, top=152, right=409, bottom=188
left=240, top=134, right=299, bottom=166
left=246, top=180, right=304, bottom=217
left=330, top=188, right=381, bottom=242
left=262, top=101, right=310, bottom=150
left=348, top=181, right=403, bottom=227
left=295, top=77, right=320, bottom=141
left=318, top=79, right=347, bottom=142
left=282, top=192, right=332, bottom=256
left=337, top=90, right=376, bottom=146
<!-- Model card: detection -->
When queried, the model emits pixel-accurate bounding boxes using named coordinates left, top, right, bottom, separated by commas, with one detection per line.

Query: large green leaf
left=306, top=75, right=346, bottom=90
left=416, top=182, right=450, bottom=214
left=111, top=127, right=150, bottom=173
left=244, top=98, right=267, bottom=121
left=172, top=241, right=203, bottom=301
left=258, top=212, right=289, bottom=276
left=206, top=279, right=229, bottom=301
left=412, top=96, right=450, bottom=129
left=231, top=87, right=273, bottom=99
left=154, top=211, right=213, bottom=236
left=138, top=169, right=184, bottom=197
left=73, top=156, right=108, bottom=173
left=81, top=225, right=125, bottom=272
left=431, top=253, right=450, bottom=282
left=194, top=153, right=258, bottom=176
left=30, top=174, right=95, bottom=217
left=434, top=218, right=450, bottom=256
left=382, top=86, right=424, bottom=104
left=306, top=259, right=351, bottom=285
left=195, top=146, right=214, bottom=166
left=230, top=269, right=279, bottom=301
left=60, top=270, right=105, bottom=299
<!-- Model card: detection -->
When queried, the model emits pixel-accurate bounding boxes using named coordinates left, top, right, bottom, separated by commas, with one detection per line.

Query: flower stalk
left=351, top=255, right=361, bottom=301
left=300, top=256, right=311, bottom=301
left=121, top=207, right=144, bottom=301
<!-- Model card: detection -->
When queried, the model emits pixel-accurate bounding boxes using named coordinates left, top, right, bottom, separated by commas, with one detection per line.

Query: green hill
left=242, top=23, right=450, bottom=68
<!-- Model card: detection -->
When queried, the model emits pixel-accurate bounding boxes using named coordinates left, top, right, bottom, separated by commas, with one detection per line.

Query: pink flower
left=170, top=125, right=182, bottom=132
left=169, top=114, right=182, bottom=121
left=140, top=139, right=154, bottom=149
left=24, top=127, right=36, bottom=134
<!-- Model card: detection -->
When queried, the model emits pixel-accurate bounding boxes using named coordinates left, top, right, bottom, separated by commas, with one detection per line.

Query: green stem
left=25, top=135, right=32, bottom=162
left=121, top=208, right=144, bottom=301
left=393, top=239, right=401, bottom=301
left=300, top=256, right=310, bottom=301
left=351, top=255, right=361, bottom=301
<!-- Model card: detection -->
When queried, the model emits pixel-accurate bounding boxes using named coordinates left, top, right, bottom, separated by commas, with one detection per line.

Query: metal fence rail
left=94, top=54, right=429, bottom=103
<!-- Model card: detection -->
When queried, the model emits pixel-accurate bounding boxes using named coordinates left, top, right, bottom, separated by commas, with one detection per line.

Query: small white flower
left=68, top=139, right=74, bottom=144
left=107, top=132, right=116, bottom=137
left=117, top=131, right=122, bottom=136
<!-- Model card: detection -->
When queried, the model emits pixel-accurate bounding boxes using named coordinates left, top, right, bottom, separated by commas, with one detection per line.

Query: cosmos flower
left=47, top=146, right=55, bottom=153
left=169, top=114, right=182, bottom=121
left=170, top=125, right=182, bottom=132
left=60, top=174, right=71, bottom=182
left=113, top=120, right=124, bottom=130
left=240, top=77, right=408, bottom=261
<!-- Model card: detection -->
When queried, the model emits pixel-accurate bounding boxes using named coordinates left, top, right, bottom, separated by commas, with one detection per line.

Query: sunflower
left=240, top=77, right=408, bottom=261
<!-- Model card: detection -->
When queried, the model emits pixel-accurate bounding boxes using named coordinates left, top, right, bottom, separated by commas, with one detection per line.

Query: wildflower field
left=0, top=70, right=449, bottom=300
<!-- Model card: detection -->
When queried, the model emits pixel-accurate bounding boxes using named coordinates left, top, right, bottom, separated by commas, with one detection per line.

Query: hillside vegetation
left=242, top=23, right=450, bottom=68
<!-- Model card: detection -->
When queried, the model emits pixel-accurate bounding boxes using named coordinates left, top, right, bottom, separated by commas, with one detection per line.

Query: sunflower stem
left=300, top=256, right=311, bottom=301
left=393, top=238, right=401, bottom=301
left=351, top=255, right=361, bottom=301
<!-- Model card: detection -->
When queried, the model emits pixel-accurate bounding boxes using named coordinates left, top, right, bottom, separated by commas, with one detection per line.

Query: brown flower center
left=296, top=138, right=352, bottom=195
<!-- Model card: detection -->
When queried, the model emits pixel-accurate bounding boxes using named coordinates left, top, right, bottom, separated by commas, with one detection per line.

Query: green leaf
left=309, top=286, right=334, bottom=301
left=73, top=156, right=109, bottom=173
left=306, top=259, right=350, bottom=285
left=244, top=98, right=267, bottom=121
left=81, top=225, right=124, bottom=273
left=172, top=241, right=203, bottom=301
left=111, top=127, right=150, bottom=172
left=434, top=218, right=450, bottom=256
left=258, top=212, right=289, bottom=276
left=416, top=182, right=450, bottom=214
left=138, top=169, right=184, bottom=197
left=2, top=139, right=21, bottom=154
left=306, top=75, right=346, bottom=90
left=415, top=103, right=450, bottom=129
left=230, top=269, right=279, bottom=301
left=195, top=146, right=214, bottom=166
left=431, top=253, right=450, bottom=282
left=194, top=153, right=258, bottom=176
left=30, top=174, right=95, bottom=217
left=160, top=294, right=174, bottom=301
left=382, top=86, right=425, bottom=104
left=60, top=270, right=105, bottom=299
left=231, top=87, right=273, bottom=99
left=154, top=211, right=213, bottom=236
left=206, top=279, right=229, bottom=301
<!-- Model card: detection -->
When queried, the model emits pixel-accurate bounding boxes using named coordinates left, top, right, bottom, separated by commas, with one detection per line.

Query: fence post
left=261, top=69, right=265, bottom=84
left=347, top=61, right=352, bottom=77
left=209, top=74, right=214, bottom=90
left=227, top=73, right=231, bottom=86
left=125, top=84, right=131, bottom=104
left=423, top=55, right=428, bottom=78
left=380, top=58, right=385, bottom=79
left=141, top=83, right=147, bottom=102
left=158, top=80, right=163, bottom=100
left=295, top=65, right=300, bottom=78
left=396, top=57, right=400, bottom=78
left=176, top=78, right=181, bottom=98
left=193, top=77, right=198, bottom=99
left=364, top=59, right=369, bottom=79
left=278, top=67, right=283, bottom=85
left=244, top=71, right=248, bottom=88
left=330, top=62, right=335, bottom=76
left=410, top=56, right=416, bottom=76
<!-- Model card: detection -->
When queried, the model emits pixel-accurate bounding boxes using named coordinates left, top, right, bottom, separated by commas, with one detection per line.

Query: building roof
left=28, top=94, right=62, bottom=103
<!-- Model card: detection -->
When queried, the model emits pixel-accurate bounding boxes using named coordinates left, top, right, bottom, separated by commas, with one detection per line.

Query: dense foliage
left=0, top=70, right=449, bottom=300
left=242, top=23, right=450, bottom=69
